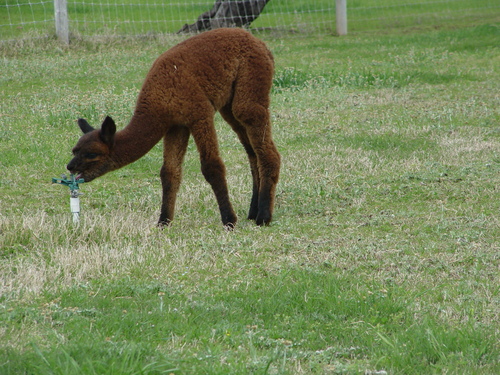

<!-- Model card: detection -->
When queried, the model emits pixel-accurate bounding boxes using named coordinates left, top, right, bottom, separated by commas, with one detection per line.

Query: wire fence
left=1, top=0, right=499, bottom=42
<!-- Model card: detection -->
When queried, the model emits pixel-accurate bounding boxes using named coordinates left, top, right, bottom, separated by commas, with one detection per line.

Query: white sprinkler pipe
left=70, top=191, right=81, bottom=224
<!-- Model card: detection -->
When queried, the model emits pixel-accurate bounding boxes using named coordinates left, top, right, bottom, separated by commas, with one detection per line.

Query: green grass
left=1, top=23, right=500, bottom=374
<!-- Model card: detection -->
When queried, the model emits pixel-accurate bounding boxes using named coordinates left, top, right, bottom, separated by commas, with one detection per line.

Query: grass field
left=1, top=21, right=500, bottom=374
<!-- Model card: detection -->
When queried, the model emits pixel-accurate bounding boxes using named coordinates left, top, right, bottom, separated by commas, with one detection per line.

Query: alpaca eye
left=85, top=153, right=99, bottom=159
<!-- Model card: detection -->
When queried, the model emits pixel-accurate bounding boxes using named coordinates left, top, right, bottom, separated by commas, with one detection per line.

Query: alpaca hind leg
left=220, top=105, right=260, bottom=221
left=234, top=105, right=280, bottom=226
left=158, top=126, right=190, bottom=226
left=249, top=126, right=280, bottom=225
left=230, top=104, right=280, bottom=225
left=230, top=59, right=280, bottom=225
left=191, top=120, right=237, bottom=228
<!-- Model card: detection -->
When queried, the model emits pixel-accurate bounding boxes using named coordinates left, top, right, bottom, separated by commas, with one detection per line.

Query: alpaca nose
left=67, top=159, right=76, bottom=171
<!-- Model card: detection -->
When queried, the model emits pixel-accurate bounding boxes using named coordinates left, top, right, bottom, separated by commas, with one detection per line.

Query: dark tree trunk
left=178, top=0, right=271, bottom=34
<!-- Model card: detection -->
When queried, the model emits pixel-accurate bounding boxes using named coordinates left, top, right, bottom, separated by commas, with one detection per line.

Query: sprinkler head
left=52, top=173, right=85, bottom=224
left=52, top=174, right=85, bottom=191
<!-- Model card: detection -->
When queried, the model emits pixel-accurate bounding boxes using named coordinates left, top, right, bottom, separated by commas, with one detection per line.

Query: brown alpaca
left=67, top=28, right=280, bottom=228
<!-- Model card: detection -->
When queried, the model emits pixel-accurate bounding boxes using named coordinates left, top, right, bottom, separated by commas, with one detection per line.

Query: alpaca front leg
left=192, top=121, right=237, bottom=228
left=158, top=126, right=190, bottom=226
left=238, top=139, right=260, bottom=221
left=248, top=170, right=260, bottom=221
left=219, top=105, right=260, bottom=222
left=158, top=164, right=179, bottom=226
left=200, top=157, right=238, bottom=228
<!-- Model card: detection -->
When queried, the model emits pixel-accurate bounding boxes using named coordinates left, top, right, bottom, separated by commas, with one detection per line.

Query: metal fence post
left=336, top=0, right=347, bottom=35
left=55, top=0, right=69, bottom=44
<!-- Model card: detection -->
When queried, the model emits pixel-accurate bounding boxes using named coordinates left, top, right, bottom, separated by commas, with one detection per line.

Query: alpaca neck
left=110, top=113, right=165, bottom=169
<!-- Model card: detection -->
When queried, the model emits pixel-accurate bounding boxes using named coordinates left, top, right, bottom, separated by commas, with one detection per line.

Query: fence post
left=336, top=0, right=347, bottom=35
left=54, top=0, right=69, bottom=44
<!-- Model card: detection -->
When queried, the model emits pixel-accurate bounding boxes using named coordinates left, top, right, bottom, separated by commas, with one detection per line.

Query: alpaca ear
left=78, top=118, right=95, bottom=134
left=99, top=116, right=116, bottom=146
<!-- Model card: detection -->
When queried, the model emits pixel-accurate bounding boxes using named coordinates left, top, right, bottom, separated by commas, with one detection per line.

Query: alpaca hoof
left=222, top=212, right=237, bottom=230
left=224, top=222, right=236, bottom=231
left=157, top=219, right=172, bottom=228
left=255, top=213, right=271, bottom=226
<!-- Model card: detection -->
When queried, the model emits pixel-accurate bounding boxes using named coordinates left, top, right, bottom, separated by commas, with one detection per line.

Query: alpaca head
left=67, top=116, right=117, bottom=182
